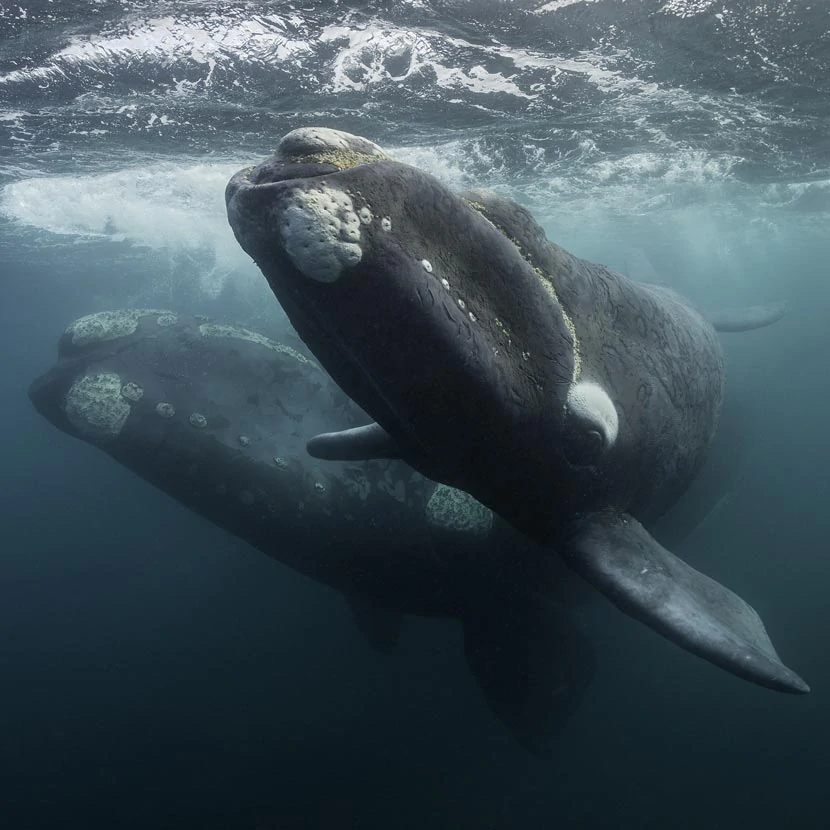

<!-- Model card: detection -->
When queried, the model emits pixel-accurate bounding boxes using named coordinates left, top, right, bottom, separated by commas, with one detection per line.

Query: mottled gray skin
left=226, top=145, right=720, bottom=544
left=461, top=191, right=724, bottom=526
left=228, top=158, right=574, bottom=538
left=30, top=310, right=454, bottom=607
left=225, top=127, right=807, bottom=694
left=29, top=310, right=595, bottom=757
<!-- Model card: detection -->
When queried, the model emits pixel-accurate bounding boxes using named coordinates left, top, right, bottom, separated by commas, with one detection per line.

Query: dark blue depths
left=2, top=0, right=830, bottom=827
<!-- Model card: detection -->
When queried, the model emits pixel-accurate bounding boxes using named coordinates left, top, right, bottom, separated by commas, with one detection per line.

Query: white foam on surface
left=0, top=128, right=822, bottom=308
left=320, top=20, right=642, bottom=100
left=0, top=13, right=312, bottom=88
left=534, top=0, right=603, bottom=11
left=0, top=161, right=252, bottom=294
left=658, top=0, right=719, bottom=18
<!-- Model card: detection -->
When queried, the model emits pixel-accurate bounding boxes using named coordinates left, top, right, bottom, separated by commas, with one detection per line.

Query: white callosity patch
left=421, top=259, right=433, bottom=273
left=280, top=185, right=362, bottom=283
left=156, top=313, right=178, bottom=327
left=358, top=206, right=373, bottom=224
left=156, top=402, right=175, bottom=418
left=381, top=216, right=392, bottom=231
left=65, top=372, right=130, bottom=442
left=189, top=412, right=208, bottom=428
left=566, top=380, right=619, bottom=447
left=198, top=323, right=316, bottom=366
left=277, top=127, right=388, bottom=160
left=426, top=484, right=493, bottom=538
left=66, top=309, right=170, bottom=346
left=120, top=382, right=143, bottom=402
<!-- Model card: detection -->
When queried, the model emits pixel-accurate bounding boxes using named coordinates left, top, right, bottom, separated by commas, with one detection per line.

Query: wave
left=0, top=161, right=253, bottom=296
left=1, top=0, right=827, bottom=307
left=1, top=0, right=827, bottom=187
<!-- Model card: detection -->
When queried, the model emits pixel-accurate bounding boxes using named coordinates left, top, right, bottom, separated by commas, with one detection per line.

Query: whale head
left=225, top=128, right=604, bottom=534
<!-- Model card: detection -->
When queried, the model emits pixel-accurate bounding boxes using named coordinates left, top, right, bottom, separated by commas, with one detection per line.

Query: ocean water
left=2, top=2, right=829, bottom=827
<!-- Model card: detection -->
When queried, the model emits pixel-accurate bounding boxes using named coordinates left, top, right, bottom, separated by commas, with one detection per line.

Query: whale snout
left=275, top=126, right=389, bottom=164
left=28, top=368, right=65, bottom=430
left=226, top=127, right=389, bottom=201
left=226, top=128, right=392, bottom=282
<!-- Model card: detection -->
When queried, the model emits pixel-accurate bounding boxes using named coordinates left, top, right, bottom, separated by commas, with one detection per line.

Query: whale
left=225, top=126, right=807, bottom=695
left=29, top=308, right=601, bottom=756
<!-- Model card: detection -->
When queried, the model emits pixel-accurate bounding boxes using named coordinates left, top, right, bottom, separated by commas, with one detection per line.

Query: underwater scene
left=1, top=2, right=829, bottom=828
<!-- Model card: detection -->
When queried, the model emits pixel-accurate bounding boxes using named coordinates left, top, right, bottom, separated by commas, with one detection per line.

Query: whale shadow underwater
left=29, top=309, right=595, bottom=756
left=225, top=126, right=807, bottom=695
left=29, top=309, right=755, bottom=754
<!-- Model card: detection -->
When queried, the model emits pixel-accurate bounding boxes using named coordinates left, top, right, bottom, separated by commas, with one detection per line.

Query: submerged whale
left=226, top=126, right=807, bottom=695
left=29, top=308, right=600, bottom=756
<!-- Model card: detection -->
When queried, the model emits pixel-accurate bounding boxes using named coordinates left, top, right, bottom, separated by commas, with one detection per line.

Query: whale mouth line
left=280, top=286, right=432, bottom=465
left=229, top=162, right=337, bottom=197
left=235, top=146, right=388, bottom=194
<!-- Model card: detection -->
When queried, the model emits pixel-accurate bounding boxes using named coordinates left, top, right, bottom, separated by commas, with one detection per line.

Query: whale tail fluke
left=462, top=586, right=596, bottom=758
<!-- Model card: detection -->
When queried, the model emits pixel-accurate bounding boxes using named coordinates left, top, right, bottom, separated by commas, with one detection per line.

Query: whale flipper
left=463, top=589, right=595, bottom=758
left=561, top=511, right=809, bottom=694
left=307, top=422, right=402, bottom=461
left=706, top=301, right=786, bottom=332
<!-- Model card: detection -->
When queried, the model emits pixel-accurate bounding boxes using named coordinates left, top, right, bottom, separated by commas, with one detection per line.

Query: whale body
left=225, top=127, right=807, bottom=695
left=29, top=308, right=599, bottom=756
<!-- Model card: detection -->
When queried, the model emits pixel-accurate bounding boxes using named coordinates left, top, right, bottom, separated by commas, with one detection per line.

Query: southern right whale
left=29, top=308, right=598, bottom=756
left=225, top=126, right=807, bottom=695
left=29, top=307, right=771, bottom=752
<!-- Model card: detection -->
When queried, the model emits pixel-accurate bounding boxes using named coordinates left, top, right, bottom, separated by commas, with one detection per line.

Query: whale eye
left=564, top=380, right=618, bottom=467
left=565, top=426, right=606, bottom=466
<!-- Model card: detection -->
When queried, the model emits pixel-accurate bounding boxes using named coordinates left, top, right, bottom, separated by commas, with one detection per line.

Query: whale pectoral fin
left=462, top=590, right=596, bottom=758
left=345, top=594, right=404, bottom=654
left=560, top=511, right=809, bottom=694
left=706, top=301, right=786, bottom=332
left=307, top=422, right=402, bottom=461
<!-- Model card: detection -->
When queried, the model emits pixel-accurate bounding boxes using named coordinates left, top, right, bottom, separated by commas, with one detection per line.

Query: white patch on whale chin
left=66, top=308, right=170, bottom=346
left=280, top=185, right=362, bottom=283
left=65, top=372, right=130, bottom=442
left=426, top=484, right=493, bottom=539
left=566, top=380, right=619, bottom=447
